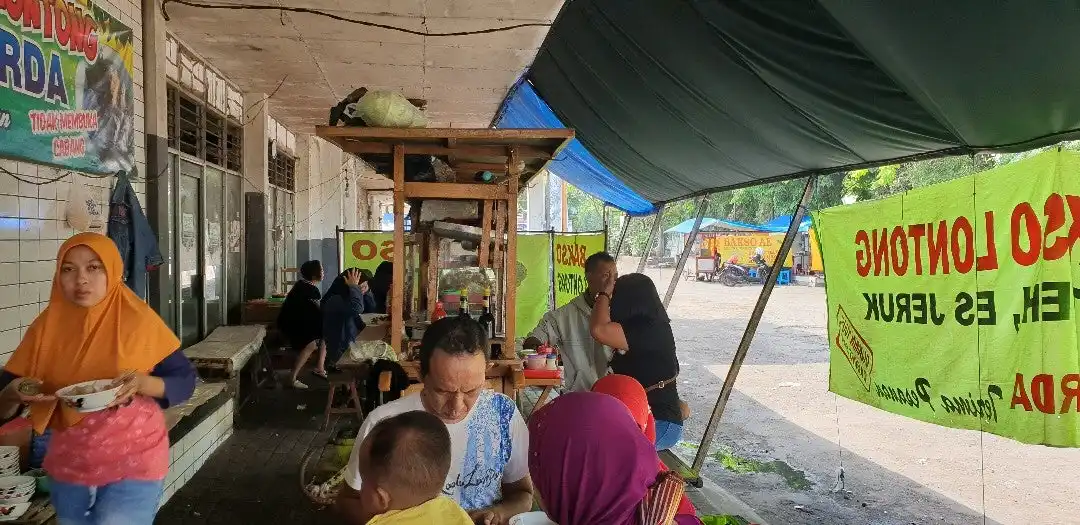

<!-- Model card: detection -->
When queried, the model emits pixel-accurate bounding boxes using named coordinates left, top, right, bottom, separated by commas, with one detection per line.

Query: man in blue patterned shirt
left=338, top=317, right=534, bottom=525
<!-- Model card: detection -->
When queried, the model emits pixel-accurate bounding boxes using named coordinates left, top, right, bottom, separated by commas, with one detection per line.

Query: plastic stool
left=777, top=269, right=791, bottom=285
left=748, top=268, right=758, bottom=279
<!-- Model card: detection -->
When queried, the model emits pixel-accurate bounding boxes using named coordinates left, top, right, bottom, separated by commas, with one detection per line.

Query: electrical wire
left=243, top=74, right=288, bottom=127
left=160, top=0, right=553, bottom=36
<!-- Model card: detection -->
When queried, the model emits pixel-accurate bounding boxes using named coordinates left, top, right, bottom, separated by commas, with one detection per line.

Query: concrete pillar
left=242, top=92, right=270, bottom=299
left=142, top=0, right=175, bottom=328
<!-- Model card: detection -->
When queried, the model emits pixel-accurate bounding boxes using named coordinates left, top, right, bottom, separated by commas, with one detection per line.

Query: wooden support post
left=613, top=212, right=631, bottom=258
left=480, top=200, right=493, bottom=268
left=426, top=232, right=439, bottom=318
left=391, top=144, right=406, bottom=357
left=690, top=176, right=816, bottom=473
left=492, top=198, right=507, bottom=337
left=504, top=146, right=520, bottom=359
left=664, top=195, right=709, bottom=307
left=636, top=203, right=665, bottom=273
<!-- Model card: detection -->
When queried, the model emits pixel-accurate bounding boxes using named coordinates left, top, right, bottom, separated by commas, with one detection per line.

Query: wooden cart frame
left=316, top=126, right=573, bottom=397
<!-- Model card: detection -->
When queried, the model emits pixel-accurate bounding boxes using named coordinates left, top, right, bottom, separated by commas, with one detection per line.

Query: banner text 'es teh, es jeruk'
left=815, top=150, right=1080, bottom=447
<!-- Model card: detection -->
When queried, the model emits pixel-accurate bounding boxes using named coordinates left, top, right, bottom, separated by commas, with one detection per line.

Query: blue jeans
left=654, top=420, right=684, bottom=451
left=51, top=479, right=164, bottom=525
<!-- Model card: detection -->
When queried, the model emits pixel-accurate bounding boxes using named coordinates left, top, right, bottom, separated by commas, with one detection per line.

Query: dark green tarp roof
left=528, top=0, right=1080, bottom=205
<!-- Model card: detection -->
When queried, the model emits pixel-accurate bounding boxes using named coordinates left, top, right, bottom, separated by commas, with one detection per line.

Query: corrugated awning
left=528, top=1, right=1080, bottom=205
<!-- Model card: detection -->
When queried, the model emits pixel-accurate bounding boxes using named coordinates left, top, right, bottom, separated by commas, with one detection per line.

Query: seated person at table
left=348, top=410, right=473, bottom=525
left=369, top=261, right=393, bottom=314
left=528, top=392, right=703, bottom=525
left=338, top=317, right=533, bottom=525
left=523, top=252, right=616, bottom=392
left=592, top=374, right=698, bottom=518
left=277, top=259, right=325, bottom=389
left=319, top=268, right=375, bottom=375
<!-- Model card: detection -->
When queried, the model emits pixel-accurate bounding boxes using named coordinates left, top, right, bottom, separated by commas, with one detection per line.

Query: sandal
left=313, top=369, right=328, bottom=380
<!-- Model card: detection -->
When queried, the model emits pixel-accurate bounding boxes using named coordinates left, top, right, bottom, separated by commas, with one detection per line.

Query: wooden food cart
left=315, top=126, right=573, bottom=402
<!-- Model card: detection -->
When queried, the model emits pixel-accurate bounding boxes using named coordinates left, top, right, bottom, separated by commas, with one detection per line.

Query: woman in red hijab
left=593, top=374, right=698, bottom=519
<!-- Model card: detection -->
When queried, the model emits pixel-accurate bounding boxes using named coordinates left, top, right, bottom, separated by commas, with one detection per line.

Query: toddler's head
left=357, top=410, right=452, bottom=520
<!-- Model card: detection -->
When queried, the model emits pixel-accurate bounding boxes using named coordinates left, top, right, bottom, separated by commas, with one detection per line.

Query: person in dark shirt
left=589, top=272, right=687, bottom=451
left=278, top=260, right=324, bottom=389
left=319, top=268, right=376, bottom=374
left=369, top=261, right=393, bottom=314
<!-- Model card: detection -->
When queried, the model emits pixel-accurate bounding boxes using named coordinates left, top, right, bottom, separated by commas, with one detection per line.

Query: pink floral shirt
left=44, top=397, right=169, bottom=486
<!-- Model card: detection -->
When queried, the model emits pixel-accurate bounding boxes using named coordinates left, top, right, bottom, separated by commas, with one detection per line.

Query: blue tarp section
left=664, top=218, right=766, bottom=234
left=495, top=81, right=656, bottom=216
left=665, top=218, right=720, bottom=234
left=760, top=215, right=812, bottom=233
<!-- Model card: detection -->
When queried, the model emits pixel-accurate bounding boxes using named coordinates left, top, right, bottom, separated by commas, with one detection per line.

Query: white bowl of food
left=508, top=512, right=557, bottom=525
left=0, top=502, right=30, bottom=521
left=56, top=380, right=121, bottom=413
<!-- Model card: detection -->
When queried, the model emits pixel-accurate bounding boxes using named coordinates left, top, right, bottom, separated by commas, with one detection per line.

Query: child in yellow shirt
left=354, top=410, right=473, bottom=524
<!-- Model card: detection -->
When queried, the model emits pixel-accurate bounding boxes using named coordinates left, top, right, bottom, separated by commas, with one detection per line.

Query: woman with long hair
left=0, top=233, right=195, bottom=524
left=590, top=273, right=687, bottom=451
left=277, top=260, right=324, bottom=389
left=368, top=261, right=393, bottom=314
left=528, top=392, right=702, bottom=525
left=318, top=268, right=375, bottom=375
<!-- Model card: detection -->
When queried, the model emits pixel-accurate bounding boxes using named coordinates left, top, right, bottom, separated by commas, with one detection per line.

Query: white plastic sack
left=347, top=340, right=397, bottom=363
left=65, top=174, right=105, bottom=232
left=350, top=90, right=427, bottom=128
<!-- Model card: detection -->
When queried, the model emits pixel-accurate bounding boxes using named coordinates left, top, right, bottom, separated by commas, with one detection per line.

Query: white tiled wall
left=0, top=0, right=146, bottom=364
left=161, top=399, right=236, bottom=507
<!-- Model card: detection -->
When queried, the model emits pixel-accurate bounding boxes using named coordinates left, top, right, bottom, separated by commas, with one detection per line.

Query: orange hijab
left=4, top=233, right=180, bottom=433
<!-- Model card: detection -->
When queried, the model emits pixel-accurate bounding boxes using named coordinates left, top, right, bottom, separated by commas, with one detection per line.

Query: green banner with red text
left=1, top=0, right=135, bottom=174
left=553, top=232, right=607, bottom=308
left=814, top=150, right=1080, bottom=447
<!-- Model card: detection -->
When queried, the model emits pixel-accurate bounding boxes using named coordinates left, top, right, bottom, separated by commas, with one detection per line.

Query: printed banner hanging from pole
left=553, top=232, right=607, bottom=308
left=814, top=150, right=1080, bottom=447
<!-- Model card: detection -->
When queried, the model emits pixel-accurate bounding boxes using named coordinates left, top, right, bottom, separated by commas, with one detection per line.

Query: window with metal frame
left=167, top=85, right=243, bottom=169
left=267, top=141, right=296, bottom=191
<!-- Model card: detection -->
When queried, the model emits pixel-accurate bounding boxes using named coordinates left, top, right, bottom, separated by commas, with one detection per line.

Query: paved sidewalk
left=156, top=385, right=345, bottom=524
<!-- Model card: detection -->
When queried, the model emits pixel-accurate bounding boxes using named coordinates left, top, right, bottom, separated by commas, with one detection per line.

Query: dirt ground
left=619, top=259, right=1079, bottom=525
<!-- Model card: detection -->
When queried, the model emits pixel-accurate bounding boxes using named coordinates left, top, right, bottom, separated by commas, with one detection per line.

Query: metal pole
left=663, top=195, right=709, bottom=307
left=691, top=176, right=817, bottom=472
left=636, top=204, right=665, bottom=273
left=613, top=212, right=631, bottom=258
left=602, top=205, right=609, bottom=251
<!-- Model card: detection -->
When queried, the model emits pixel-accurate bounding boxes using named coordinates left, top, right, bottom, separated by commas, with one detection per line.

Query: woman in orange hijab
left=592, top=374, right=698, bottom=520
left=0, top=233, right=195, bottom=524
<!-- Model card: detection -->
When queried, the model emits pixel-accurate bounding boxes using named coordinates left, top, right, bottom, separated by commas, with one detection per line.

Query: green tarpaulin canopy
left=528, top=0, right=1080, bottom=205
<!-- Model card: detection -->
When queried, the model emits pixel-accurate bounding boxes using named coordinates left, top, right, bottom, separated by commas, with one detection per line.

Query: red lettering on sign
left=1011, top=372, right=1080, bottom=414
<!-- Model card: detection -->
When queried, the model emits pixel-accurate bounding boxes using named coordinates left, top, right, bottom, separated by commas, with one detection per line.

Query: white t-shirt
left=343, top=390, right=530, bottom=511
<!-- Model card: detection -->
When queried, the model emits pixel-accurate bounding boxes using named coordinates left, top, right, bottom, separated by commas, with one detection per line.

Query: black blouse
left=609, top=318, right=683, bottom=423
left=277, top=281, right=322, bottom=344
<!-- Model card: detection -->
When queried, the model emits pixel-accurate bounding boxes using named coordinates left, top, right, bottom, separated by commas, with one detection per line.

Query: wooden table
left=522, top=377, right=561, bottom=417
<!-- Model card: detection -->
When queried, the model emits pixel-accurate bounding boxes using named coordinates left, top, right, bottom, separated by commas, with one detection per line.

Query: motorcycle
left=719, top=262, right=751, bottom=286
left=719, top=256, right=772, bottom=287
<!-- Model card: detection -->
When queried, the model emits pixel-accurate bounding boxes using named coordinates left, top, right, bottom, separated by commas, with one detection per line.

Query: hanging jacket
left=107, top=171, right=163, bottom=299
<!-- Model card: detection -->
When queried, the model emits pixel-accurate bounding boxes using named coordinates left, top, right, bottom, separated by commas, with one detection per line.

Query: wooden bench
left=183, top=325, right=269, bottom=403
